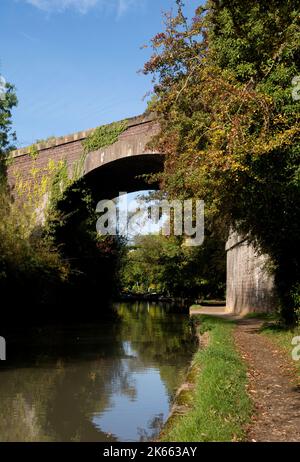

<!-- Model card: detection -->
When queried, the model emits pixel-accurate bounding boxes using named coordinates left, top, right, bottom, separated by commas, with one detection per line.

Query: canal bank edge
left=159, top=324, right=210, bottom=438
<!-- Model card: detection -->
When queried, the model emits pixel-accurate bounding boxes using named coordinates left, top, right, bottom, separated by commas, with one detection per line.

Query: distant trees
left=144, top=0, right=300, bottom=324
left=120, top=234, right=225, bottom=300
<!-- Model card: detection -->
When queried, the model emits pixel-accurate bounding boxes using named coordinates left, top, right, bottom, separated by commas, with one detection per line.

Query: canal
left=0, top=302, right=196, bottom=442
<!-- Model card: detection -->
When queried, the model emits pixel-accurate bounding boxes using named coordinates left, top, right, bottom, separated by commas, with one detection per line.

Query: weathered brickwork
left=226, top=233, right=276, bottom=314
left=8, top=139, right=85, bottom=190
left=7, top=114, right=160, bottom=191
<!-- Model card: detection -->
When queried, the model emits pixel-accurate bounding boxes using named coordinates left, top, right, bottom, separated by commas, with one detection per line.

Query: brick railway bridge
left=8, top=114, right=275, bottom=315
left=8, top=114, right=163, bottom=199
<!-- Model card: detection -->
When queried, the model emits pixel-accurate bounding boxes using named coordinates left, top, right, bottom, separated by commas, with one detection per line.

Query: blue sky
left=1, top=0, right=200, bottom=148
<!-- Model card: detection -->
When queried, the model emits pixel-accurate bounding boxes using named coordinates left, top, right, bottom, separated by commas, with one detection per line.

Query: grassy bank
left=161, top=315, right=252, bottom=442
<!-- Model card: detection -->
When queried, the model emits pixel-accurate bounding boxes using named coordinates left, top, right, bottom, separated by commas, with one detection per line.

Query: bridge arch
left=8, top=114, right=163, bottom=198
left=84, top=153, right=164, bottom=201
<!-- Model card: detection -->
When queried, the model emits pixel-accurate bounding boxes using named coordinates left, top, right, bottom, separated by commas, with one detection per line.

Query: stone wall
left=226, top=233, right=276, bottom=314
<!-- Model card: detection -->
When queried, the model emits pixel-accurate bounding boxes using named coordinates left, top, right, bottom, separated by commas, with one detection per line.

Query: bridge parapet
left=10, top=113, right=157, bottom=158
left=7, top=113, right=160, bottom=190
left=84, top=114, right=160, bottom=175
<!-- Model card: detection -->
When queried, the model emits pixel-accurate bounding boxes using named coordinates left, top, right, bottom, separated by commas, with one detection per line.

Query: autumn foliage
left=144, top=0, right=300, bottom=324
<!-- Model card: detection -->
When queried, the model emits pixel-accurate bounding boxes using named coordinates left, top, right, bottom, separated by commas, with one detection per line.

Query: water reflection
left=0, top=302, right=195, bottom=442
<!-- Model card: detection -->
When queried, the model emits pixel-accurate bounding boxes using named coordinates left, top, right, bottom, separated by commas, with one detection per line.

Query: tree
left=144, top=1, right=300, bottom=323
left=46, top=179, right=126, bottom=308
left=0, top=75, right=17, bottom=183
left=120, top=234, right=225, bottom=299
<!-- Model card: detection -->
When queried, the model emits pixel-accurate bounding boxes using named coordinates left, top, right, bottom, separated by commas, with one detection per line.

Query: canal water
left=0, top=302, right=196, bottom=442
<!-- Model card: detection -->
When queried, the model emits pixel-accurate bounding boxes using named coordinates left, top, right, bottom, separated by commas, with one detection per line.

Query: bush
left=0, top=189, right=69, bottom=316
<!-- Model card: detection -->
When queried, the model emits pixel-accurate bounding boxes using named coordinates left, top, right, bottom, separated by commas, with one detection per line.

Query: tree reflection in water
left=0, top=302, right=196, bottom=442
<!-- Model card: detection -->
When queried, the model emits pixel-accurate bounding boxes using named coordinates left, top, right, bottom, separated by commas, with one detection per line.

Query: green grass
left=161, top=315, right=252, bottom=442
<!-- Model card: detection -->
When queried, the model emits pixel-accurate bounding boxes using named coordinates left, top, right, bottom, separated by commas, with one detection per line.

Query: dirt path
left=234, top=319, right=300, bottom=442
left=190, top=308, right=300, bottom=441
